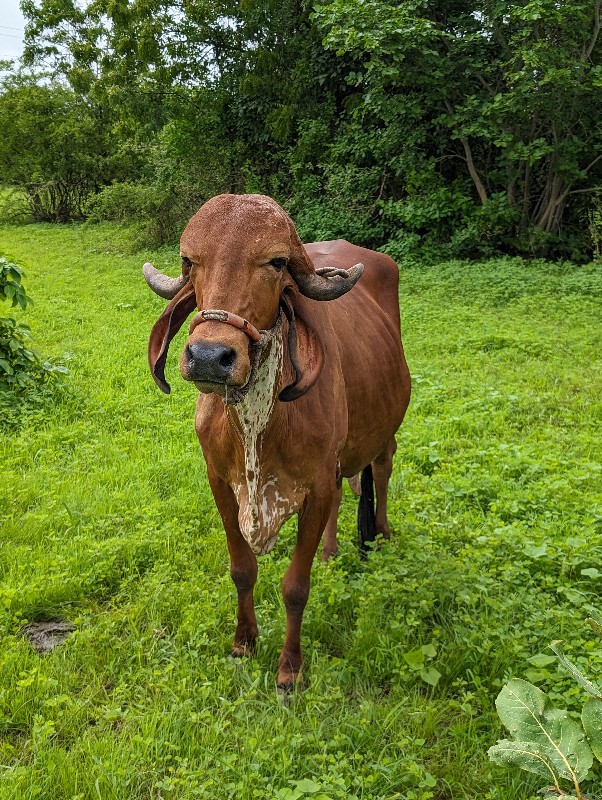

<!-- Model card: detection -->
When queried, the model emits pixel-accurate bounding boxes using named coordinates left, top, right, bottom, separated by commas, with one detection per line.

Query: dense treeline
left=1, top=0, right=602, bottom=259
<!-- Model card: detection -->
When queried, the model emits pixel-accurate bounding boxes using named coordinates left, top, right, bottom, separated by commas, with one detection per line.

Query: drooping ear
left=148, top=284, right=197, bottom=394
left=278, top=293, right=325, bottom=402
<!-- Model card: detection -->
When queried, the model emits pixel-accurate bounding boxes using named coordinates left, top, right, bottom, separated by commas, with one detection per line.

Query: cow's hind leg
left=358, top=437, right=397, bottom=552
left=372, top=436, right=397, bottom=539
left=321, top=481, right=342, bottom=560
left=208, top=471, right=258, bottom=657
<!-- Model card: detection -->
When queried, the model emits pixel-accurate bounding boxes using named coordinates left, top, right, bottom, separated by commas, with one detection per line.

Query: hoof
left=276, top=671, right=305, bottom=694
left=321, top=547, right=338, bottom=562
left=276, top=679, right=304, bottom=697
left=231, top=642, right=255, bottom=658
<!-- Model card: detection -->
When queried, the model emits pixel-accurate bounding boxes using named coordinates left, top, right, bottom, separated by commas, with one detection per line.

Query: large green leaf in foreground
left=488, top=679, right=593, bottom=786
left=582, top=698, right=602, bottom=764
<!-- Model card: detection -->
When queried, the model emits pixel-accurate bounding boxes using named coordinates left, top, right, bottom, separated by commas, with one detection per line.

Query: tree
left=12, top=0, right=602, bottom=257
left=313, top=0, right=602, bottom=257
left=0, top=73, right=134, bottom=221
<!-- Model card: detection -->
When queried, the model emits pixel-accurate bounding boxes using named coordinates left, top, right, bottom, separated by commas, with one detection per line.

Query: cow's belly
left=232, top=476, right=305, bottom=556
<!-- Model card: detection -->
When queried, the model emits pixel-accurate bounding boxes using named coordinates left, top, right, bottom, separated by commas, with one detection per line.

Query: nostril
left=185, top=342, right=237, bottom=382
left=218, top=348, right=236, bottom=370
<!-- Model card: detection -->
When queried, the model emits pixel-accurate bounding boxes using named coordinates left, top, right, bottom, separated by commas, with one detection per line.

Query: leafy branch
left=0, top=257, right=32, bottom=310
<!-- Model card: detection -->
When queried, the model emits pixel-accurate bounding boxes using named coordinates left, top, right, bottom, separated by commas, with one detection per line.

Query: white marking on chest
left=231, top=329, right=300, bottom=555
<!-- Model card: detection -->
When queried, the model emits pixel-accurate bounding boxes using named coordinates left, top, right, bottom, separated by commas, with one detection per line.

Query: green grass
left=1, top=222, right=602, bottom=799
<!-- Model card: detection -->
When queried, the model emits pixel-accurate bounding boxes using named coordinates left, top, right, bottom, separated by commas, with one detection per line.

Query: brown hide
left=146, top=194, right=410, bottom=688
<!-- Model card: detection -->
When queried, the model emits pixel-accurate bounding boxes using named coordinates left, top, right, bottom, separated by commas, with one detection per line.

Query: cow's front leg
left=278, top=491, right=332, bottom=690
left=208, top=470, right=258, bottom=656
left=228, top=530, right=259, bottom=657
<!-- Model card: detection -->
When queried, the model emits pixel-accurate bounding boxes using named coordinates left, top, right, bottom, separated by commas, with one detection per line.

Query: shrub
left=0, top=257, right=68, bottom=413
left=0, top=80, right=120, bottom=222
left=0, top=188, right=32, bottom=225
left=85, top=181, right=192, bottom=246
left=85, top=182, right=160, bottom=225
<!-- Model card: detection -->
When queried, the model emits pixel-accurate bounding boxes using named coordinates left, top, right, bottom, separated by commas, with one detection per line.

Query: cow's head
left=145, top=194, right=363, bottom=400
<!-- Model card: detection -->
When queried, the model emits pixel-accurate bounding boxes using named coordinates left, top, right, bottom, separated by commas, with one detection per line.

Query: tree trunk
left=536, top=173, right=564, bottom=233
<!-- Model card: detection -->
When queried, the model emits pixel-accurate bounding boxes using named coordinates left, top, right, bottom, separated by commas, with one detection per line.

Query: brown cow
left=144, top=194, right=410, bottom=689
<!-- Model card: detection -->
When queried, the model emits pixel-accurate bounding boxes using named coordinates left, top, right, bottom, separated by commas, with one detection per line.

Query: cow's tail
left=357, top=464, right=376, bottom=555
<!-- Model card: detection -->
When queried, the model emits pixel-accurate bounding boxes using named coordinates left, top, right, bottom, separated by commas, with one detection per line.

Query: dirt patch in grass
left=22, top=621, right=75, bottom=654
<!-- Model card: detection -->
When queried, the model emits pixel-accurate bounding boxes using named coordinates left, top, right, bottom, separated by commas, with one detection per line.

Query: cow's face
left=145, top=194, right=364, bottom=397
left=178, top=195, right=294, bottom=396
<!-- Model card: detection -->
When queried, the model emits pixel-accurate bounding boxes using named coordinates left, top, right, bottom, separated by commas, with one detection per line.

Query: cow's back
left=305, top=240, right=401, bottom=327
left=304, top=240, right=411, bottom=475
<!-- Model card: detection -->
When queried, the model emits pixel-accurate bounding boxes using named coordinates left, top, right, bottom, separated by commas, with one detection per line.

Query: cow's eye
left=268, top=257, right=288, bottom=271
left=181, top=256, right=192, bottom=269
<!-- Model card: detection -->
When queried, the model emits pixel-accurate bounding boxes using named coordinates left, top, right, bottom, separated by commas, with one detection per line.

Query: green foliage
left=0, top=74, right=140, bottom=222
left=85, top=181, right=186, bottom=246
left=587, top=196, right=602, bottom=260
left=582, top=699, right=602, bottom=763
left=4, top=0, right=600, bottom=256
left=86, top=182, right=159, bottom=225
left=402, top=643, right=441, bottom=687
left=0, top=257, right=31, bottom=310
left=490, top=615, right=602, bottom=798
left=489, top=679, right=592, bottom=793
left=85, top=93, right=239, bottom=244
left=0, top=317, right=42, bottom=391
left=290, top=163, right=387, bottom=247
left=312, top=0, right=602, bottom=259
left=0, top=188, right=33, bottom=225
left=0, top=255, right=67, bottom=411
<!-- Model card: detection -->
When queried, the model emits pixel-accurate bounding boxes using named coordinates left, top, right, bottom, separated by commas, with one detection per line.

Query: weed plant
left=490, top=611, right=602, bottom=799
left=0, top=224, right=601, bottom=799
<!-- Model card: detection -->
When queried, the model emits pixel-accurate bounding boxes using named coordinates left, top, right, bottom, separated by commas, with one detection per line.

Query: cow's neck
left=231, top=325, right=283, bottom=452
left=228, top=326, right=286, bottom=554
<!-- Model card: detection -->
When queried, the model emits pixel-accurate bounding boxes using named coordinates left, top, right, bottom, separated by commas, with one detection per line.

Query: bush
left=0, top=257, right=68, bottom=416
left=0, top=80, right=116, bottom=222
left=86, top=181, right=192, bottom=246
left=289, top=163, right=388, bottom=247
left=0, top=187, right=32, bottom=225
left=0, top=316, right=44, bottom=391
left=85, top=182, right=159, bottom=225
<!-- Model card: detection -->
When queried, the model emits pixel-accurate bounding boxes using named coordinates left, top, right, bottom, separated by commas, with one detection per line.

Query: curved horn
left=289, top=263, right=364, bottom=301
left=142, top=262, right=189, bottom=300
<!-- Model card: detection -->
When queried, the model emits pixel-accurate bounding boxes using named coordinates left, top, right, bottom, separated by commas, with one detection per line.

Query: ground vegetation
left=0, top=223, right=601, bottom=798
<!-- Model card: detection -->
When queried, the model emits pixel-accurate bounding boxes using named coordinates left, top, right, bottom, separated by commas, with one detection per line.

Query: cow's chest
left=229, top=330, right=304, bottom=555
left=232, top=475, right=303, bottom=555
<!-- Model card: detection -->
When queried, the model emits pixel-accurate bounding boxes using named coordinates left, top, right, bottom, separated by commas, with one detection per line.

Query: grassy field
left=1, top=222, right=602, bottom=800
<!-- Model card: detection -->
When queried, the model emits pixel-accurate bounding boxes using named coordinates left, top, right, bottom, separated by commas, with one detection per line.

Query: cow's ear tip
left=153, top=374, right=171, bottom=394
left=278, top=384, right=302, bottom=402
